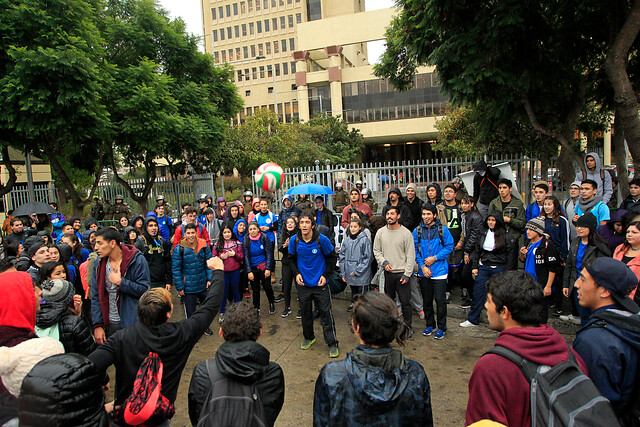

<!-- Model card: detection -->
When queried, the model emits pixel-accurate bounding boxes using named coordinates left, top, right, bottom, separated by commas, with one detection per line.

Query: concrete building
left=201, top=1, right=448, bottom=161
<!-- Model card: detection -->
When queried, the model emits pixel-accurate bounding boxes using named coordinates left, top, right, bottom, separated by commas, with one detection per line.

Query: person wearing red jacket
left=465, top=270, right=588, bottom=427
left=341, top=189, right=373, bottom=229
left=173, top=206, right=211, bottom=248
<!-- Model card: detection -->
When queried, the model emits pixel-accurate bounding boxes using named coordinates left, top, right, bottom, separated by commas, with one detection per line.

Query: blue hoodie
left=413, top=219, right=454, bottom=278
left=233, top=219, right=247, bottom=242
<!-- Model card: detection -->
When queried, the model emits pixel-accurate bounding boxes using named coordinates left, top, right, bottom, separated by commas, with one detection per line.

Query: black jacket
left=18, top=353, right=109, bottom=427
left=384, top=200, right=413, bottom=231
left=462, top=210, right=484, bottom=255
left=562, top=237, right=611, bottom=291
left=472, top=161, right=501, bottom=205
left=405, top=196, right=424, bottom=233
left=188, top=340, right=285, bottom=427
left=620, top=195, right=640, bottom=213
left=470, top=212, right=515, bottom=269
left=519, top=236, right=562, bottom=287
left=134, top=234, right=172, bottom=286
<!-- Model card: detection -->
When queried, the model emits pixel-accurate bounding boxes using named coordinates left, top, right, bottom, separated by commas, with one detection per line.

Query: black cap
left=586, top=257, right=640, bottom=313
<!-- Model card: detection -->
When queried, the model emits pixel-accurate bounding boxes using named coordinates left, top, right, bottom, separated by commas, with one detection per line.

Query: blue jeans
left=468, top=264, right=506, bottom=325
left=572, top=288, right=592, bottom=327
left=221, top=269, right=241, bottom=313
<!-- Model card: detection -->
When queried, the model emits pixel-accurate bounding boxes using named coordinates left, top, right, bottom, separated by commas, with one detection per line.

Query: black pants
left=184, top=290, right=207, bottom=318
left=460, top=261, right=474, bottom=298
left=552, top=266, right=565, bottom=310
left=419, top=277, right=448, bottom=331
left=297, top=284, right=338, bottom=346
left=250, top=268, right=275, bottom=309
left=384, top=271, right=412, bottom=327
left=106, top=321, right=121, bottom=339
left=282, top=262, right=295, bottom=308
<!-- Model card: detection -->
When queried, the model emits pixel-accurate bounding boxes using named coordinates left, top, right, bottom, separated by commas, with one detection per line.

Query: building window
left=291, top=84, right=297, bottom=90
left=267, top=65, right=273, bottom=77
left=271, top=0, right=276, bottom=7
left=242, top=24, right=247, bottom=36
left=275, top=64, right=280, bottom=76
left=279, top=0, right=284, bottom=6
left=220, top=29, right=225, bottom=40
left=246, top=90, right=251, bottom=96
left=272, top=17, right=278, bottom=30
left=291, top=61, right=296, bottom=73
left=233, top=3, right=238, bottom=15
left=226, top=4, right=231, bottom=16
left=283, top=62, right=288, bottom=74
left=256, top=0, right=260, bottom=11
left=289, top=38, right=294, bottom=50
left=288, top=15, right=293, bottom=27
left=213, top=30, right=218, bottom=42
left=268, top=86, right=274, bottom=93
left=281, top=39, right=287, bottom=51
left=259, top=66, right=265, bottom=78
left=288, top=0, right=293, bottom=4
left=249, top=22, right=254, bottom=35
left=258, top=43, right=264, bottom=56
left=248, top=0, right=253, bottom=12
left=257, top=21, right=262, bottom=33
left=252, top=67, right=257, bottom=78
left=214, top=52, right=219, bottom=63
left=266, top=42, right=271, bottom=54
left=227, top=27, right=232, bottom=39
left=211, top=8, right=216, bottom=19
left=280, top=16, right=285, bottom=29
left=243, top=46, right=249, bottom=58
left=264, top=19, right=270, bottom=31
left=274, top=40, right=279, bottom=53
left=238, top=70, right=243, bottom=81
left=240, top=1, right=245, bottom=13
left=306, top=0, right=321, bottom=21
left=245, top=68, right=250, bottom=79
left=219, top=6, right=224, bottom=18
left=236, top=47, right=241, bottom=59
left=229, top=49, right=234, bottom=61
left=263, top=0, right=268, bottom=9
left=296, top=13, right=301, bottom=23
left=222, top=51, right=227, bottom=62
left=235, top=25, right=240, bottom=38
left=251, top=45, right=256, bottom=57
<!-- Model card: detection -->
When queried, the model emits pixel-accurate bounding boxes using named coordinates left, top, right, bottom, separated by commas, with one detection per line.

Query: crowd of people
left=0, top=152, right=639, bottom=426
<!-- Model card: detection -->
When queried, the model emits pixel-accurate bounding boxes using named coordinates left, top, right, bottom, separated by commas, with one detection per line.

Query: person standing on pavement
left=211, top=226, right=244, bottom=323
left=373, top=205, right=416, bottom=335
left=472, top=160, right=501, bottom=218
left=414, top=204, right=454, bottom=339
left=242, top=222, right=276, bottom=315
left=134, top=217, right=172, bottom=291
left=488, top=178, right=526, bottom=261
left=314, top=196, right=337, bottom=242
left=574, top=152, right=614, bottom=204
left=440, top=184, right=464, bottom=302
left=202, top=207, right=222, bottom=244
left=339, top=217, right=372, bottom=311
left=459, top=196, right=483, bottom=308
left=333, top=182, right=348, bottom=214
left=573, top=179, right=611, bottom=226
left=525, top=181, right=549, bottom=222
left=341, top=189, right=373, bottom=228
left=277, top=216, right=299, bottom=318
left=154, top=204, right=174, bottom=243
left=405, top=183, right=424, bottom=233
left=277, top=195, right=301, bottom=238
left=173, top=206, right=211, bottom=248
left=619, top=178, right=640, bottom=213
left=289, top=213, right=339, bottom=358
left=385, top=187, right=413, bottom=230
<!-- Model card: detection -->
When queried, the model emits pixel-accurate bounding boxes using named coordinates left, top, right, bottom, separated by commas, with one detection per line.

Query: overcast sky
left=157, top=0, right=396, bottom=63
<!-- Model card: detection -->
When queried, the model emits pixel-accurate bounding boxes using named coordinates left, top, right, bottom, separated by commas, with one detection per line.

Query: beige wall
left=0, top=163, right=52, bottom=185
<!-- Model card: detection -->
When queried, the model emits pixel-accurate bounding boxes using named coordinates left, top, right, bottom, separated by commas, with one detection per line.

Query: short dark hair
left=222, top=300, right=262, bottom=342
left=181, top=202, right=192, bottom=209
left=349, top=189, right=360, bottom=195
left=298, top=211, right=316, bottom=227
left=184, top=206, right=197, bottom=215
left=94, top=227, right=122, bottom=244
left=444, top=183, right=457, bottom=192
left=154, top=204, right=164, bottom=211
left=352, top=291, right=408, bottom=346
left=184, top=222, right=197, bottom=232
left=533, top=182, right=549, bottom=192
left=486, top=270, right=543, bottom=327
left=10, top=217, right=22, bottom=227
left=138, top=288, right=172, bottom=327
left=497, top=178, right=513, bottom=188
left=582, top=179, right=598, bottom=190
left=38, top=261, right=70, bottom=285
left=630, top=178, right=640, bottom=187
left=0, top=259, right=15, bottom=273
left=382, top=205, right=400, bottom=216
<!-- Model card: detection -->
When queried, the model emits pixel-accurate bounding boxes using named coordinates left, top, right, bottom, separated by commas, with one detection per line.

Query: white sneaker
left=460, top=320, right=478, bottom=328
left=559, top=314, right=580, bottom=325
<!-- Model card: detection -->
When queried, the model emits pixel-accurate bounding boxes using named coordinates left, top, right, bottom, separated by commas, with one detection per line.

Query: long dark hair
left=486, top=214, right=506, bottom=251
left=60, top=233, right=83, bottom=261
left=215, top=226, right=238, bottom=253
left=622, top=221, right=640, bottom=250
left=541, top=196, right=564, bottom=225
left=460, top=195, right=478, bottom=213
left=38, top=260, right=71, bottom=286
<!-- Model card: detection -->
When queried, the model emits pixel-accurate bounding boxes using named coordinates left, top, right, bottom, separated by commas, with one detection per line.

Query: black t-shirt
left=501, top=200, right=511, bottom=212
left=443, top=202, right=462, bottom=244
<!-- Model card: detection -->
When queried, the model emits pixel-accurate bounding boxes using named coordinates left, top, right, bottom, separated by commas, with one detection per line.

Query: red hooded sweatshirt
left=466, top=324, right=588, bottom=427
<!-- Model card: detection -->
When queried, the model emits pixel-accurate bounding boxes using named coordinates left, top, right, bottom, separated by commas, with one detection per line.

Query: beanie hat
left=40, top=279, right=74, bottom=306
left=576, top=212, right=598, bottom=232
left=0, top=337, right=64, bottom=396
left=406, top=183, right=418, bottom=192
left=570, top=180, right=582, bottom=189
left=28, top=241, right=46, bottom=258
left=525, top=217, right=546, bottom=236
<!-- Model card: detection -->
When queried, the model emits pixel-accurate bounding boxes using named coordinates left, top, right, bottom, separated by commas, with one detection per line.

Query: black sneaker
left=346, top=303, right=354, bottom=312
left=203, top=328, right=213, bottom=336
left=269, top=303, right=276, bottom=315
left=552, top=310, right=563, bottom=317
left=274, top=293, right=284, bottom=303
left=460, top=299, right=472, bottom=309
left=461, top=289, right=469, bottom=299
left=445, top=292, right=452, bottom=304
left=281, top=307, right=292, bottom=318
left=296, top=309, right=302, bottom=319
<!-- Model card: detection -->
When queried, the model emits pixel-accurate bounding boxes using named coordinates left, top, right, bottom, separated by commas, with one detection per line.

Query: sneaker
left=418, top=310, right=425, bottom=320
left=346, top=303, right=354, bottom=312
left=301, top=338, right=316, bottom=350
left=244, top=291, right=252, bottom=299
left=281, top=307, right=292, bottom=318
left=422, top=326, right=434, bottom=336
left=274, top=293, right=284, bottom=303
left=552, top=310, right=563, bottom=317
left=461, top=288, right=469, bottom=299
left=269, top=303, right=276, bottom=315
left=218, top=313, right=224, bottom=324
left=445, top=292, right=452, bottom=304
left=329, top=345, right=339, bottom=358
left=460, top=299, right=472, bottom=309
left=203, top=328, right=213, bottom=336
left=433, top=329, right=445, bottom=339
left=296, top=309, right=302, bottom=319
left=405, top=328, right=414, bottom=339
left=559, top=314, right=581, bottom=325
left=460, top=320, right=478, bottom=328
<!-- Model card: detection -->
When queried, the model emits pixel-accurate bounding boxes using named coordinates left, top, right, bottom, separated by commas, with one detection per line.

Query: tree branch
left=0, top=145, right=18, bottom=198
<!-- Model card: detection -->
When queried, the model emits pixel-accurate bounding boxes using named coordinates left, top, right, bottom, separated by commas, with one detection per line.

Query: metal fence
left=254, top=154, right=548, bottom=214
left=3, top=183, right=58, bottom=212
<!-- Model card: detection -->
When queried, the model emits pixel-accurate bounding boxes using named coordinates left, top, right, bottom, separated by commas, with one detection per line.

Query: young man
left=172, top=223, right=213, bottom=334
left=472, top=160, right=501, bottom=217
left=466, top=270, right=588, bottom=426
left=88, top=258, right=224, bottom=424
left=91, top=227, right=150, bottom=343
left=278, top=195, right=301, bottom=237
left=373, top=205, right=416, bottom=333
left=574, top=152, right=613, bottom=204
left=26, top=241, right=51, bottom=286
left=173, top=206, right=211, bottom=248
left=340, top=189, right=373, bottom=228
left=525, top=181, right=548, bottom=222
left=289, top=213, right=339, bottom=358
left=155, top=194, right=173, bottom=217
left=573, top=179, right=611, bottom=226
left=405, top=183, right=424, bottom=232
left=452, top=176, right=468, bottom=201
left=620, top=178, right=640, bottom=213
left=68, top=217, right=84, bottom=242
left=295, top=194, right=313, bottom=211
left=5, top=218, right=33, bottom=247
left=488, top=178, right=526, bottom=255
left=439, top=184, right=464, bottom=302
left=90, top=196, right=104, bottom=221
left=333, top=182, right=349, bottom=213
left=314, top=196, right=337, bottom=241
left=202, top=207, right=222, bottom=243
left=572, top=257, right=640, bottom=422
left=385, top=187, right=413, bottom=230
left=154, top=203, right=174, bottom=242
left=563, top=181, right=581, bottom=239
left=518, top=217, right=562, bottom=324
left=134, top=217, right=172, bottom=291
left=414, top=204, right=454, bottom=339
left=188, top=300, right=285, bottom=426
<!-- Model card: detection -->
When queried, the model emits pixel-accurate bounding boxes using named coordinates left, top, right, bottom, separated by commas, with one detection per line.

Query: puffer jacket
left=562, top=237, right=611, bottom=292
left=313, top=345, right=433, bottom=426
left=188, top=340, right=285, bottom=427
left=18, top=353, right=110, bottom=427
left=172, top=238, right=213, bottom=294
left=462, top=209, right=483, bottom=256
left=36, top=304, right=96, bottom=356
left=338, top=231, right=372, bottom=286
left=242, top=232, right=274, bottom=272
left=413, top=219, right=454, bottom=278
left=470, top=211, right=516, bottom=270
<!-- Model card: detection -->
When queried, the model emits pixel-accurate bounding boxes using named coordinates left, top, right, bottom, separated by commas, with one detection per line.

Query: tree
left=306, top=114, right=364, bottom=164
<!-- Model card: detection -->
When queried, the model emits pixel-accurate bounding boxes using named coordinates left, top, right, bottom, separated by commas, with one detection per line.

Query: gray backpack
left=486, top=345, right=619, bottom=427
left=197, top=359, right=267, bottom=427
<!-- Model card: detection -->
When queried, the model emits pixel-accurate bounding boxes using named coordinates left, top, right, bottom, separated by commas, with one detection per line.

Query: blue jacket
left=413, top=219, right=454, bottom=278
left=91, top=244, right=150, bottom=329
left=155, top=214, right=173, bottom=242
left=573, top=306, right=640, bottom=418
left=172, top=239, right=213, bottom=294
left=313, top=345, right=433, bottom=426
left=241, top=233, right=274, bottom=272
left=338, top=231, right=371, bottom=286
left=233, top=219, right=247, bottom=242
left=525, top=202, right=542, bottom=222
left=543, top=216, right=570, bottom=262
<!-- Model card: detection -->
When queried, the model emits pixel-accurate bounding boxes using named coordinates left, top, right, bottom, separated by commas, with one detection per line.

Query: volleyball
left=254, top=162, right=284, bottom=192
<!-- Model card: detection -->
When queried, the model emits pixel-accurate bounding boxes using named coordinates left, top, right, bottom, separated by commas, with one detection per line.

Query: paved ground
left=109, top=279, right=580, bottom=426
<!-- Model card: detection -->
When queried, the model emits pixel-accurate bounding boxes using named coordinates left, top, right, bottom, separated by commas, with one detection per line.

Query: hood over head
left=214, top=340, right=269, bottom=384
left=57, top=243, right=73, bottom=263
left=386, top=187, right=406, bottom=205
left=0, top=271, right=37, bottom=331
left=83, top=217, right=98, bottom=229
left=584, top=152, right=603, bottom=173
left=233, top=219, right=248, bottom=241
left=485, top=210, right=506, bottom=229
left=130, top=215, right=144, bottom=229
left=608, top=209, right=627, bottom=225
left=473, top=160, right=488, bottom=172
left=426, top=183, right=443, bottom=203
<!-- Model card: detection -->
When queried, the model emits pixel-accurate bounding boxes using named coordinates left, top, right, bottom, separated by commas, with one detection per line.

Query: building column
left=292, top=51, right=310, bottom=122
left=325, top=46, right=343, bottom=118
left=604, top=128, right=612, bottom=166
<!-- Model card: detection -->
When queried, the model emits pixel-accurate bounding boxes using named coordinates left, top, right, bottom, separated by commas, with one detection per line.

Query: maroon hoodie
left=466, top=325, right=588, bottom=427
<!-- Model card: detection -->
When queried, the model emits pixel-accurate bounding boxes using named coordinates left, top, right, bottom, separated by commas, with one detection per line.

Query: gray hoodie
left=574, top=152, right=613, bottom=204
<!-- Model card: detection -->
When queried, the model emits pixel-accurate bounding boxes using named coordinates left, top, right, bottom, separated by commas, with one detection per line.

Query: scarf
left=578, top=195, right=602, bottom=214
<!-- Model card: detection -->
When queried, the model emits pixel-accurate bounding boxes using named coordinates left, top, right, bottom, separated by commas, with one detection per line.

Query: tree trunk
left=108, top=147, right=156, bottom=213
left=612, top=109, right=630, bottom=199
left=0, top=145, right=18, bottom=198
left=43, top=145, right=88, bottom=217
left=605, top=0, right=640, bottom=176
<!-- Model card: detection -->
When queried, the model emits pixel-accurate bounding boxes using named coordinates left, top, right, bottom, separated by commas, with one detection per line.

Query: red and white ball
left=254, top=162, right=284, bottom=193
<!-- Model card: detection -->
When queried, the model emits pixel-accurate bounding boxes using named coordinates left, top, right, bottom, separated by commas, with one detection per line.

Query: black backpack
left=197, top=359, right=267, bottom=427
left=486, top=345, right=619, bottom=427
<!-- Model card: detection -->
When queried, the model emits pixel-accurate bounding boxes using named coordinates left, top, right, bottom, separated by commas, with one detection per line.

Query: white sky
left=157, top=0, right=396, bottom=63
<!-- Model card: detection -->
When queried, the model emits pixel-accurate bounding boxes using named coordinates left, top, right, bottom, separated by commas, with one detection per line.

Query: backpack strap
left=485, top=345, right=539, bottom=381
left=205, top=359, right=222, bottom=385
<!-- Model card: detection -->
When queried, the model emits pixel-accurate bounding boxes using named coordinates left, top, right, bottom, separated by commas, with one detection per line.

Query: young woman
left=313, top=291, right=432, bottom=426
left=118, top=216, right=130, bottom=232
left=562, top=212, right=611, bottom=327
left=123, top=226, right=140, bottom=246
left=234, top=218, right=250, bottom=298
left=339, top=218, right=372, bottom=312
left=459, top=195, right=483, bottom=308
left=613, top=220, right=640, bottom=304
left=37, top=231, right=53, bottom=245
left=131, top=215, right=145, bottom=236
left=38, top=260, right=71, bottom=283
left=241, top=221, right=275, bottom=315
left=461, top=210, right=515, bottom=327
left=47, top=244, right=61, bottom=262
left=278, top=216, right=299, bottom=318
left=211, top=226, right=244, bottom=323
left=59, top=233, right=89, bottom=265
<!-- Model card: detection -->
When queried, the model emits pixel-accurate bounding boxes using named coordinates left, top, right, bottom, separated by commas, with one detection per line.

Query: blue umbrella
left=285, top=183, right=334, bottom=195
